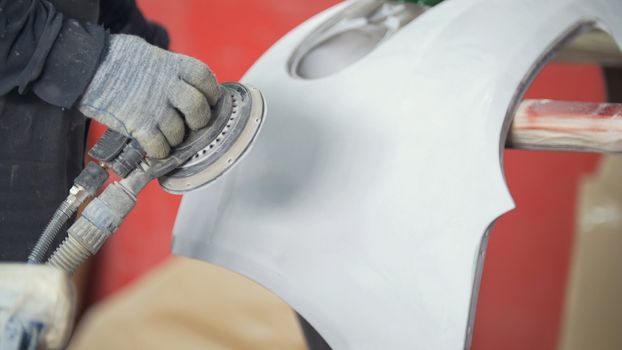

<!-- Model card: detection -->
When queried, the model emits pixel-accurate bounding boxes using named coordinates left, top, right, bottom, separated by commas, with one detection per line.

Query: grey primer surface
left=172, top=0, right=622, bottom=348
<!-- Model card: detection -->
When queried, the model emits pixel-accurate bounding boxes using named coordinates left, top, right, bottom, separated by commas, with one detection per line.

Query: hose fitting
left=48, top=182, right=136, bottom=273
left=28, top=162, right=108, bottom=264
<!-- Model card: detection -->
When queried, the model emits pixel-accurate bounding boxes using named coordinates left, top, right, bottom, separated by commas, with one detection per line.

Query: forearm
left=0, top=0, right=107, bottom=108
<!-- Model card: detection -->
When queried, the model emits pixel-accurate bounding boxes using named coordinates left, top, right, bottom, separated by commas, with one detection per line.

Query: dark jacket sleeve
left=0, top=0, right=107, bottom=108
left=100, top=0, right=169, bottom=49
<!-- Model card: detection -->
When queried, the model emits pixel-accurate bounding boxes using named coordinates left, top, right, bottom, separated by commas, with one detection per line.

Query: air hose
left=27, top=162, right=108, bottom=264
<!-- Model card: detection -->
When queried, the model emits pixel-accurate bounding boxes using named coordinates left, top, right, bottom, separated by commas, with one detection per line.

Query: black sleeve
left=100, top=0, right=169, bottom=49
left=0, top=0, right=108, bottom=108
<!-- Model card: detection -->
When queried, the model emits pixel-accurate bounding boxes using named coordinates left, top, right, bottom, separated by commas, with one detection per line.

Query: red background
left=87, top=1, right=606, bottom=349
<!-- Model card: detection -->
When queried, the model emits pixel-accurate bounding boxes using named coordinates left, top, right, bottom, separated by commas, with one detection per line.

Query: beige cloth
left=560, top=156, right=622, bottom=350
left=69, top=257, right=306, bottom=350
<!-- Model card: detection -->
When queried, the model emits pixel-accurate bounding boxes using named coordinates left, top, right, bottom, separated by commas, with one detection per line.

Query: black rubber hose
left=27, top=200, right=76, bottom=264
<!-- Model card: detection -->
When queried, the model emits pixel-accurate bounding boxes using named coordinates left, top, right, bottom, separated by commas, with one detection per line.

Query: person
left=0, top=0, right=222, bottom=261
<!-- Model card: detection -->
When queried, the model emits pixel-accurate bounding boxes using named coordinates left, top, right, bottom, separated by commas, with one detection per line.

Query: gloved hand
left=79, top=34, right=222, bottom=158
left=0, top=264, right=74, bottom=350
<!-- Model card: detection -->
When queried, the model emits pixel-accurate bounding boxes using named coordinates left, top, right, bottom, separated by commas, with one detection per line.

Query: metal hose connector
left=47, top=182, right=137, bottom=274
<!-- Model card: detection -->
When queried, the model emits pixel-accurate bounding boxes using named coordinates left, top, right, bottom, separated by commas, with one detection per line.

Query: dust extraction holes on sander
left=42, top=83, right=265, bottom=273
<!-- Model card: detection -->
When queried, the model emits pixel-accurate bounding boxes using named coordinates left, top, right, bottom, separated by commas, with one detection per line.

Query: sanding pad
left=158, top=82, right=265, bottom=194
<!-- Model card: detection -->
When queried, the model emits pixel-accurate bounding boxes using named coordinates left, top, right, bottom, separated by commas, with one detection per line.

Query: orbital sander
left=27, top=82, right=265, bottom=273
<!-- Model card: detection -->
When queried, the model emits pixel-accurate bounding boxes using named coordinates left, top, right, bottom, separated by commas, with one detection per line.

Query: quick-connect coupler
left=28, top=162, right=108, bottom=264
left=47, top=182, right=137, bottom=273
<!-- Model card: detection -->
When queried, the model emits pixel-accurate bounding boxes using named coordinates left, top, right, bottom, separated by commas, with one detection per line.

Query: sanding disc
left=158, top=83, right=265, bottom=194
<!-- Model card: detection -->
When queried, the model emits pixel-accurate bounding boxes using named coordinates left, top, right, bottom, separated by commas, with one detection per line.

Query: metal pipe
left=508, top=99, right=622, bottom=153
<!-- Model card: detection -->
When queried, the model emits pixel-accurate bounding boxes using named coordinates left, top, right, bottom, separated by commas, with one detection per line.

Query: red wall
left=88, top=1, right=606, bottom=349
left=475, top=64, right=604, bottom=349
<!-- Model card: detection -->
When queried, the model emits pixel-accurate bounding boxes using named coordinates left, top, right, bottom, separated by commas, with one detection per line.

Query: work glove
left=79, top=34, right=222, bottom=158
left=0, top=264, right=74, bottom=350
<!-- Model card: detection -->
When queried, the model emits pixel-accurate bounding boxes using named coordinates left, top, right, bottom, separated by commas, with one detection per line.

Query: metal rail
left=508, top=99, right=622, bottom=153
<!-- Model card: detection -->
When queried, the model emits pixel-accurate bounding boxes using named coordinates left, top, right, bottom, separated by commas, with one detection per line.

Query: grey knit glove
left=79, top=34, right=222, bottom=158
